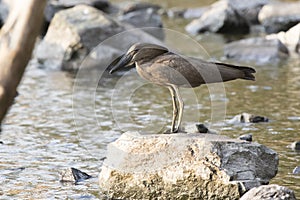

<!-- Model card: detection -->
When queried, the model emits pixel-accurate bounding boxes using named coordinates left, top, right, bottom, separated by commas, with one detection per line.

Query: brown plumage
left=109, top=43, right=256, bottom=133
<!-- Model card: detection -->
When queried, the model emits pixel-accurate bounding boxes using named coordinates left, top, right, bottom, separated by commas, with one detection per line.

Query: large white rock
left=99, top=132, right=278, bottom=199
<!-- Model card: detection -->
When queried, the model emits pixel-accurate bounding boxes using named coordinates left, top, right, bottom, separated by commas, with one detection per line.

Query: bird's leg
left=172, top=85, right=184, bottom=132
left=168, top=86, right=178, bottom=133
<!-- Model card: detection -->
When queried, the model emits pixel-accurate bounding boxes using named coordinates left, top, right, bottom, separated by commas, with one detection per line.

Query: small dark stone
left=60, top=167, right=92, bottom=183
left=71, top=167, right=92, bottom=182
left=228, top=113, right=269, bottom=124
left=239, top=134, right=253, bottom=142
left=249, top=115, right=269, bottom=123
left=45, top=0, right=110, bottom=23
left=196, top=124, right=209, bottom=133
left=292, top=166, right=300, bottom=174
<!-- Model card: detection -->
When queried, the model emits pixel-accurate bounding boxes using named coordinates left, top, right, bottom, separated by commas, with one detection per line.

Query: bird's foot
left=163, top=128, right=186, bottom=134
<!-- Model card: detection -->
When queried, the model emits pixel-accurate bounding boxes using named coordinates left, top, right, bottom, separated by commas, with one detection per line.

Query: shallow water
left=0, top=1, right=300, bottom=199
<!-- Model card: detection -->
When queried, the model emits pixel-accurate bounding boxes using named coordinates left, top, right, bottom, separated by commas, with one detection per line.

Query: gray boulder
left=228, top=0, right=269, bottom=24
left=44, top=0, right=109, bottom=23
left=117, top=2, right=160, bottom=15
left=35, top=5, right=123, bottom=70
left=185, top=0, right=250, bottom=35
left=224, top=37, right=289, bottom=64
left=240, top=184, right=296, bottom=200
left=258, top=1, right=300, bottom=34
left=118, top=9, right=164, bottom=40
left=99, top=132, right=278, bottom=199
left=34, top=5, right=163, bottom=71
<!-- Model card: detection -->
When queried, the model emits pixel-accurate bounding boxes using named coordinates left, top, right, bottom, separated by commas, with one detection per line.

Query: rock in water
left=224, top=37, right=289, bottom=64
left=185, top=0, right=250, bottom=35
left=266, top=23, right=300, bottom=53
left=228, top=113, right=269, bottom=124
left=240, top=184, right=297, bottom=200
left=35, top=4, right=163, bottom=71
left=60, top=167, right=92, bottom=183
left=35, top=5, right=124, bottom=70
left=118, top=8, right=164, bottom=40
left=292, top=166, right=300, bottom=174
left=239, top=134, right=253, bottom=142
left=99, top=132, right=278, bottom=199
left=290, top=141, right=300, bottom=151
left=258, top=1, right=300, bottom=34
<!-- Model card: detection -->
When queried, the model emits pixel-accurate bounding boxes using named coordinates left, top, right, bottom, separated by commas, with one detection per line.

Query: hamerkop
left=109, top=43, right=255, bottom=133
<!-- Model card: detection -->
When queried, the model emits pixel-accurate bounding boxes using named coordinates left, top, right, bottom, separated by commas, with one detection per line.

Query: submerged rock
left=185, top=0, right=250, bottom=35
left=224, top=37, right=289, bottom=64
left=228, top=113, right=269, bottom=124
left=258, top=1, right=300, bottom=34
left=99, top=132, right=278, bottom=199
left=240, top=184, right=296, bottom=200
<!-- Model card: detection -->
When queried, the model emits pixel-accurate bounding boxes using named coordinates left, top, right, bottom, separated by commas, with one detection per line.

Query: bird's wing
left=139, top=53, right=206, bottom=87
left=139, top=52, right=255, bottom=87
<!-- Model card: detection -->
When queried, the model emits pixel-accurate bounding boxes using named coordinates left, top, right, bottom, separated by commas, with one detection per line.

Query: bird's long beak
left=109, top=53, right=133, bottom=74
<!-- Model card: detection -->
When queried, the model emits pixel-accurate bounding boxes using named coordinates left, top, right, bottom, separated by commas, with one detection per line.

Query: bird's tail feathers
left=215, top=62, right=256, bottom=81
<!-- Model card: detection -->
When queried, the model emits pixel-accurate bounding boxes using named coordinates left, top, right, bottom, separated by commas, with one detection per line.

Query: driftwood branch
left=0, top=0, right=46, bottom=124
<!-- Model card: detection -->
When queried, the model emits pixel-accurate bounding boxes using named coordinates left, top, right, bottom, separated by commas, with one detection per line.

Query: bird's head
left=109, top=43, right=168, bottom=74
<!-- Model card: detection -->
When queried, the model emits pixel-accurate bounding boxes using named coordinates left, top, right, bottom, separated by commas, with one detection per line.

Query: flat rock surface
left=99, top=132, right=278, bottom=199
